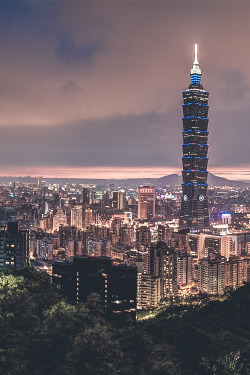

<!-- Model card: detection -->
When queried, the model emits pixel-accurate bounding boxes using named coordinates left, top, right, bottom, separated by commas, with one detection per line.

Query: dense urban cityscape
left=2, top=169, right=250, bottom=317
left=1, top=47, right=250, bottom=321
left=1, top=2, right=250, bottom=374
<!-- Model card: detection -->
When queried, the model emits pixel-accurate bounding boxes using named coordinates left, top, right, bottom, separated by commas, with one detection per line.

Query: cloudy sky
left=0, top=1, right=250, bottom=180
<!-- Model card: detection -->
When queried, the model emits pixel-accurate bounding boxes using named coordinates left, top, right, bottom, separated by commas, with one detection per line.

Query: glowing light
left=190, top=43, right=201, bottom=80
left=194, top=43, right=198, bottom=64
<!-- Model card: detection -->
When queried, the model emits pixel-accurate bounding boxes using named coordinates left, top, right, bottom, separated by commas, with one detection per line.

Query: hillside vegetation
left=0, top=267, right=250, bottom=375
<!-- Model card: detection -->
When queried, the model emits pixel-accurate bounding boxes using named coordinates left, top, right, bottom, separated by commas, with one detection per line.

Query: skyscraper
left=180, top=45, right=210, bottom=232
left=138, top=186, right=155, bottom=220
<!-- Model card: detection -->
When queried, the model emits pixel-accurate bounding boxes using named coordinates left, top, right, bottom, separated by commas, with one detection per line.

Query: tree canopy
left=0, top=267, right=250, bottom=375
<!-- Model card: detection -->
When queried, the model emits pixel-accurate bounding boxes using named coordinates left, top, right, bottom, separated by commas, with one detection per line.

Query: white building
left=70, top=205, right=83, bottom=229
left=137, top=274, right=161, bottom=309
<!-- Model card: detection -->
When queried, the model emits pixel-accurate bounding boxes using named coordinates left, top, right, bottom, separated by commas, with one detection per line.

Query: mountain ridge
left=0, top=172, right=247, bottom=187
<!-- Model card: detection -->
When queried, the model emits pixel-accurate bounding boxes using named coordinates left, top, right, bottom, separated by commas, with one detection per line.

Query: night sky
left=0, top=1, right=250, bottom=180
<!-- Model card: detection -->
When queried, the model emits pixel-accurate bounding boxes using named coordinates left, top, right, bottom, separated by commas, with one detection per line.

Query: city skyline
left=0, top=2, right=250, bottom=180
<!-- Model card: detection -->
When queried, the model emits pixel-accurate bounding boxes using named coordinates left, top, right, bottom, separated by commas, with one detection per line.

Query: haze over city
left=0, top=1, right=250, bottom=180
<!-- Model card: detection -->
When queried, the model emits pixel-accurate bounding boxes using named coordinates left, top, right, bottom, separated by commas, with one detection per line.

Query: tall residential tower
left=179, top=45, right=209, bottom=231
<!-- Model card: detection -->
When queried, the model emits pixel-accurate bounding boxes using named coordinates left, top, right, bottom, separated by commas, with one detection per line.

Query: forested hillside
left=0, top=267, right=249, bottom=375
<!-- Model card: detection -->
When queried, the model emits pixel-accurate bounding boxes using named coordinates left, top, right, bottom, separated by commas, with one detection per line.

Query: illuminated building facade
left=53, top=208, right=67, bottom=232
left=148, top=242, right=177, bottom=298
left=176, top=252, right=193, bottom=286
left=137, top=274, right=161, bottom=309
left=198, top=255, right=224, bottom=294
left=138, top=186, right=155, bottom=220
left=70, top=205, right=83, bottom=229
left=180, top=45, right=209, bottom=231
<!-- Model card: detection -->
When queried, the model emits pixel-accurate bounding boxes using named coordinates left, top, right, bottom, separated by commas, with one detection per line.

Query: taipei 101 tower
left=179, top=45, right=210, bottom=231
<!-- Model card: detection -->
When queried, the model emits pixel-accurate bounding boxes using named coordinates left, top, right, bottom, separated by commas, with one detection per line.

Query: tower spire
left=190, top=43, right=201, bottom=84
left=194, top=43, right=198, bottom=64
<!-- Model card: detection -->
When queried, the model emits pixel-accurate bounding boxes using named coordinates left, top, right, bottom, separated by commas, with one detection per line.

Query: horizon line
left=0, top=165, right=248, bottom=181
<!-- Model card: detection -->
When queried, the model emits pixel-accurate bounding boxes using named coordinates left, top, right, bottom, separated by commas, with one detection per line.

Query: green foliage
left=0, top=267, right=250, bottom=374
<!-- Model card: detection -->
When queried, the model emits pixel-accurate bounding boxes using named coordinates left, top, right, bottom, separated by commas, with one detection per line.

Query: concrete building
left=138, top=186, right=155, bottom=220
left=53, top=208, right=67, bottom=232
left=198, top=255, right=224, bottom=294
left=53, top=257, right=137, bottom=320
left=136, top=226, right=151, bottom=250
left=112, top=191, right=124, bottom=210
left=87, top=238, right=102, bottom=257
left=70, top=205, right=83, bottom=229
left=223, top=258, right=248, bottom=288
left=137, top=274, right=161, bottom=309
left=176, top=252, right=193, bottom=286
left=0, top=222, right=29, bottom=269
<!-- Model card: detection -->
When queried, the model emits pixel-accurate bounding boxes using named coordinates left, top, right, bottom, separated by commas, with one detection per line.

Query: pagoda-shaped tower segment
left=180, top=45, right=210, bottom=231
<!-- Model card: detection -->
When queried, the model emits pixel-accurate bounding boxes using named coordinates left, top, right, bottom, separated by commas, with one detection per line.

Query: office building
left=180, top=44, right=210, bottom=231
left=138, top=186, right=155, bottom=220
left=112, top=191, right=124, bottom=210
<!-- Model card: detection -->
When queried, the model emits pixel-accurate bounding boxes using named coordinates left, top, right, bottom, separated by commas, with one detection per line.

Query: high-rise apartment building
left=70, top=205, right=83, bottom=229
left=148, top=242, right=177, bottom=298
left=158, top=225, right=171, bottom=244
left=198, top=255, right=224, bottom=294
left=136, top=226, right=151, bottom=250
left=84, top=207, right=92, bottom=227
left=176, top=252, right=193, bottom=286
left=138, top=186, right=155, bottom=220
left=180, top=45, right=210, bottom=231
left=223, top=258, right=248, bottom=288
left=0, top=222, right=30, bottom=269
left=137, top=274, right=161, bottom=309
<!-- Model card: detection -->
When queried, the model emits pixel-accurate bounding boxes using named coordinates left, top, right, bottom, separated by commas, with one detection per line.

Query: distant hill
left=207, top=173, right=250, bottom=187
left=0, top=172, right=248, bottom=187
left=118, top=173, right=249, bottom=187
